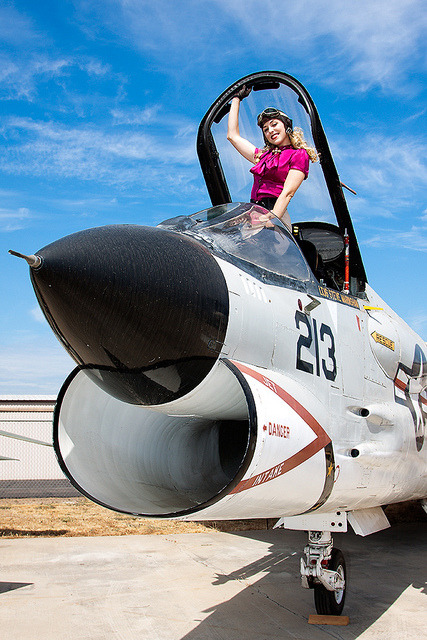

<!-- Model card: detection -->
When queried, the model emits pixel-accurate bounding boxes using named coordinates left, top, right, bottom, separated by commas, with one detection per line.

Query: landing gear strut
left=300, top=530, right=346, bottom=615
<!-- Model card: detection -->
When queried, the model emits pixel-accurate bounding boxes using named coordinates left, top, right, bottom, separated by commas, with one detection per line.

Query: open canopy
left=197, top=71, right=367, bottom=292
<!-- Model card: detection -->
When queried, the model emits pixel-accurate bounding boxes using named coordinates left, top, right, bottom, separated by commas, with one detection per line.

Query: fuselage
left=28, top=204, right=426, bottom=520
left=208, top=254, right=427, bottom=517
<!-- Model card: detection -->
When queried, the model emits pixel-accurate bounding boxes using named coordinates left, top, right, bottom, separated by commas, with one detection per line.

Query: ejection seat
left=292, top=222, right=345, bottom=291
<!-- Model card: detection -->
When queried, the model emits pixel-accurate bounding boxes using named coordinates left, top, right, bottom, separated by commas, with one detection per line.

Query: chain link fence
left=0, top=397, right=79, bottom=499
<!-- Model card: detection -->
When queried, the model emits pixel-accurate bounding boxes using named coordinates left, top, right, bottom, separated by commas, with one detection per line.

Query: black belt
left=250, top=197, right=277, bottom=210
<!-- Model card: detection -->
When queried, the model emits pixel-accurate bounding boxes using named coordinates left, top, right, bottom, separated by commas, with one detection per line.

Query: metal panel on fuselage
left=208, top=257, right=427, bottom=518
left=188, top=361, right=333, bottom=519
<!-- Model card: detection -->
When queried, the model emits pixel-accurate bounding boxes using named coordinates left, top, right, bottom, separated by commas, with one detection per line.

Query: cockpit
left=195, top=71, right=367, bottom=297
left=159, top=201, right=350, bottom=293
left=159, top=202, right=312, bottom=287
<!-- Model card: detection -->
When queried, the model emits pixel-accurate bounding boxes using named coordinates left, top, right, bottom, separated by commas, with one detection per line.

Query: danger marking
left=264, top=422, right=290, bottom=438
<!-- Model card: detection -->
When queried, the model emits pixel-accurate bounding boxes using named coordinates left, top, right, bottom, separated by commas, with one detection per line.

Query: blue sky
left=0, top=0, right=426, bottom=394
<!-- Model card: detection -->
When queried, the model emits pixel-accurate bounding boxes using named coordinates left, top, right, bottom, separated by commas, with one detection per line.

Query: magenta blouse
left=250, top=146, right=310, bottom=201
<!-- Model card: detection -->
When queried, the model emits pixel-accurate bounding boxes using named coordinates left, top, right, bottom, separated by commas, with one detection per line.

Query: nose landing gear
left=300, top=530, right=347, bottom=615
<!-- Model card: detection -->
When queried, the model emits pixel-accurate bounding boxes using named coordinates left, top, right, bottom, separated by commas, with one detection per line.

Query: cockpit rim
left=159, top=202, right=323, bottom=293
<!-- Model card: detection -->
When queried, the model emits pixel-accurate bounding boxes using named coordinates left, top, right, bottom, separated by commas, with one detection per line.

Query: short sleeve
left=289, top=148, right=310, bottom=178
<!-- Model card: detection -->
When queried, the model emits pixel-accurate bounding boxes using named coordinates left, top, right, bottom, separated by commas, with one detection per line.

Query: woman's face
left=262, top=118, right=289, bottom=147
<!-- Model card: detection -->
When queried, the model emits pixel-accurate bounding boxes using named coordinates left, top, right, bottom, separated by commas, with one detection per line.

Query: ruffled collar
left=251, top=146, right=294, bottom=176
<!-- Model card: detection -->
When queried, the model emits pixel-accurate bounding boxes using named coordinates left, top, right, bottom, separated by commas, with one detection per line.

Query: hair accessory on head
left=257, top=107, right=293, bottom=132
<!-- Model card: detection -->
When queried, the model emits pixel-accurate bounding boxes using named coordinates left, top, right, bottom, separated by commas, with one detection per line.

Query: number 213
left=295, top=310, right=337, bottom=381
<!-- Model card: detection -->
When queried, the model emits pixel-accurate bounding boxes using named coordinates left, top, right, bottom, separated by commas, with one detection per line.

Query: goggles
left=257, top=107, right=292, bottom=130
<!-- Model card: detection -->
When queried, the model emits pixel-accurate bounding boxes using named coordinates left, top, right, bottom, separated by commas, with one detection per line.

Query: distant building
left=0, top=396, right=78, bottom=498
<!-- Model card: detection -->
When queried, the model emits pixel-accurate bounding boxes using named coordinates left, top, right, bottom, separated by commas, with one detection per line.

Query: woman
left=227, top=86, right=318, bottom=231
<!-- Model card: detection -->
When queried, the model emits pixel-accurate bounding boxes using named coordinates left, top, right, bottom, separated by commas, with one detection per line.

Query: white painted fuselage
left=56, top=250, right=426, bottom=524
left=190, top=256, right=427, bottom=520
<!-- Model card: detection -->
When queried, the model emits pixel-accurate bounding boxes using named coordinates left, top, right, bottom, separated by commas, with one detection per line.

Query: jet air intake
left=54, top=363, right=255, bottom=517
left=27, top=223, right=258, bottom=517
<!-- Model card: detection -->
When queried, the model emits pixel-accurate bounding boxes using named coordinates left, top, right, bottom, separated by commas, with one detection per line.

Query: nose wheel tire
left=314, top=548, right=346, bottom=615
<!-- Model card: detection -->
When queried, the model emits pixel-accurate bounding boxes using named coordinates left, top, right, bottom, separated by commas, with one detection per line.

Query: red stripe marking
left=230, top=362, right=331, bottom=494
left=394, top=375, right=427, bottom=411
left=394, top=378, right=407, bottom=392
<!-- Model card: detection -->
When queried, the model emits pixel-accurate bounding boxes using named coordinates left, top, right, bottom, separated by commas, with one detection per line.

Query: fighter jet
left=10, top=71, right=427, bottom=615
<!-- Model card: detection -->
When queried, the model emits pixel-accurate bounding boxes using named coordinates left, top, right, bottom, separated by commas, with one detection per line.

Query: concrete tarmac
left=0, top=523, right=425, bottom=639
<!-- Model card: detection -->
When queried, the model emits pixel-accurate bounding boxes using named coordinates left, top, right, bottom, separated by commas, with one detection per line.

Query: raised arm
left=227, top=91, right=257, bottom=164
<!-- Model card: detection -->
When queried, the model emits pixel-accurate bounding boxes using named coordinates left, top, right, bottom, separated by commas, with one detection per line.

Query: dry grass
left=0, top=497, right=424, bottom=539
left=0, top=497, right=274, bottom=538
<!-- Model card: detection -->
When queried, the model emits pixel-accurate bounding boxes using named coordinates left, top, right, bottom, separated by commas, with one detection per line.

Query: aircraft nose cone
left=30, top=225, right=229, bottom=405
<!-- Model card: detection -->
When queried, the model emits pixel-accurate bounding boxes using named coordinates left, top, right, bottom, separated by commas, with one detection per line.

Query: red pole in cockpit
left=344, top=229, right=350, bottom=294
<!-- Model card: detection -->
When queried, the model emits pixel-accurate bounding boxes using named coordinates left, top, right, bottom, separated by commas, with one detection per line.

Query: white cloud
left=0, top=5, right=43, bottom=47
left=0, top=55, right=72, bottom=101
left=0, top=207, right=31, bottom=220
left=406, top=312, right=427, bottom=341
left=84, top=59, right=111, bottom=77
left=0, top=336, right=73, bottom=395
left=403, top=109, right=427, bottom=125
left=359, top=137, right=427, bottom=188
left=0, top=50, right=113, bottom=103
left=1, top=223, right=28, bottom=232
left=0, top=206, right=34, bottom=232
left=331, top=131, right=427, bottom=221
left=364, top=226, right=427, bottom=252
left=80, top=0, right=426, bottom=92
left=0, top=115, right=201, bottom=194
left=0, top=4, right=113, bottom=102
left=111, top=105, right=161, bottom=125
left=218, top=0, right=427, bottom=91
left=30, top=306, right=45, bottom=323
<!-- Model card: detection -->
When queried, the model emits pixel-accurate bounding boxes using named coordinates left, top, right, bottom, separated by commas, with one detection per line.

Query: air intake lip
left=53, top=362, right=256, bottom=518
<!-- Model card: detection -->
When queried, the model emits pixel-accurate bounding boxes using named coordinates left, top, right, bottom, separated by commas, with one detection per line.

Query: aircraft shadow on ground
left=0, top=529, right=68, bottom=537
left=180, top=517, right=426, bottom=640
left=0, top=582, right=33, bottom=595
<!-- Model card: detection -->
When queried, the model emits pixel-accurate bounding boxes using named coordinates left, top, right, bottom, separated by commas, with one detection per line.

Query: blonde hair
left=288, top=127, right=318, bottom=162
left=255, top=126, right=318, bottom=163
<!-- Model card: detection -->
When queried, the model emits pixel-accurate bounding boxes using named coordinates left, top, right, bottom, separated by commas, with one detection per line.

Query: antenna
left=8, top=250, right=42, bottom=268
